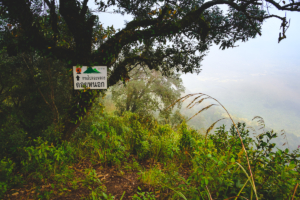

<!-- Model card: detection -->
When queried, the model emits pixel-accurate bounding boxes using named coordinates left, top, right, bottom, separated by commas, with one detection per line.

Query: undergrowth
left=1, top=93, right=299, bottom=200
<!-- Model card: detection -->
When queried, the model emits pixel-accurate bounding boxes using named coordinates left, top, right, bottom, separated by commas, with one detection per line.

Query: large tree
left=0, top=0, right=297, bottom=141
left=111, top=65, right=185, bottom=118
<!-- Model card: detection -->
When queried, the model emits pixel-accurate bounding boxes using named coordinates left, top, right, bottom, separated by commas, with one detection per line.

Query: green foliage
left=111, top=65, right=185, bottom=119
left=89, top=121, right=128, bottom=166
left=209, top=122, right=253, bottom=156
left=184, top=122, right=300, bottom=200
left=249, top=130, right=300, bottom=199
left=0, top=0, right=296, bottom=144
left=90, top=189, right=115, bottom=200
left=169, top=109, right=189, bottom=130
left=0, top=157, right=24, bottom=197
left=82, top=168, right=102, bottom=188
left=132, top=187, right=156, bottom=200
left=0, top=106, right=299, bottom=199
left=20, top=137, right=76, bottom=177
left=126, top=113, right=152, bottom=160
left=178, top=121, right=198, bottom=153
left=188, top=139, right=239, bottom=199
left=151, top=125, right=180, bottom=162
left=0, top=1, right=299, bottom=198
left=0, top=136, right=79, bottom=199
left=73, top=111, right=129, bottom=166
left=0, top=50, right=72, bottom=161
left=0, top=122, right=28, bottom=162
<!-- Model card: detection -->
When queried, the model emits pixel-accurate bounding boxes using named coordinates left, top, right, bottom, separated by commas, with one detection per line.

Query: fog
left=88, top=1, right=300, bottom=149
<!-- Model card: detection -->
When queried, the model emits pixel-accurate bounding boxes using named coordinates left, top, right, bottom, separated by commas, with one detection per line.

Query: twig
left=292, top=183, right=299, bottom=200
left=206, top=185, right=213, bottom=200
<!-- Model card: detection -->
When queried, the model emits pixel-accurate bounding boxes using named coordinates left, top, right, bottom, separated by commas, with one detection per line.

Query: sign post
left=73, top=66, right=107, bottom=90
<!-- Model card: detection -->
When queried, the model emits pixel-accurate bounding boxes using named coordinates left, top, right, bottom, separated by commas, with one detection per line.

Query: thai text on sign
left=73, top=66, right=107, bottom=90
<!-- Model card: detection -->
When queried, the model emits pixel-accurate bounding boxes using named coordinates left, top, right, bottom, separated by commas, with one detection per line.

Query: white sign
left=73, top=66, right=107, bottom=90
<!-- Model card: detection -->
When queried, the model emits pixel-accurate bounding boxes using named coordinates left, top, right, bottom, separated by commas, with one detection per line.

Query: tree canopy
left=0, top=0, right=298, bottom=140
left=111, top=65, right=184, bottom=118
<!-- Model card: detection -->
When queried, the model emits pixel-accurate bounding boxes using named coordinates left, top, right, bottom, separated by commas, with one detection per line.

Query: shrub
left=0, top=157, right=24, bottom=198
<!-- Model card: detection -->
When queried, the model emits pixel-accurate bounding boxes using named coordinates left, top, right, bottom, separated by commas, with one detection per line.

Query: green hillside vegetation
left=1, top=93, right=300, bottom=199
left=0, top=51, right=299, bottom=199
left=1, top=54, right=299, bottom=199
left=1, top=0, right=300, bottom=199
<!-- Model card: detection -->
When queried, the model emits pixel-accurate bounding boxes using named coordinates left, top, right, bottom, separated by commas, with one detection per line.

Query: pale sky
left=87, top=1, right=300, bottom=136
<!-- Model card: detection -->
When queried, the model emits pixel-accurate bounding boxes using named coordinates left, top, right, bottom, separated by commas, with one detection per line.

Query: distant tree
left=111, top=65, right=185, bottom=119
left=0, top=0, right=298, bottom=140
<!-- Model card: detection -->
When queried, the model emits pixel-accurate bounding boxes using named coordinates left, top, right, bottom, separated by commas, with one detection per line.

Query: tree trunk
left=61, top=19, right=99, bottom=141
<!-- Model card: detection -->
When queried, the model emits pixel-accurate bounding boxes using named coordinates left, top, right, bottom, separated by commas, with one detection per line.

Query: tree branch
left=80, top=0, right=89, bottom=18
left=265, top=0, right=300, bottom=11
left=44, top=0, right=59, bottom=42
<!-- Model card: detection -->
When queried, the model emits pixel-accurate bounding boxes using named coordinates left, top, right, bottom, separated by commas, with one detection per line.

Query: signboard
left=73, top=66, right=107, bottom=90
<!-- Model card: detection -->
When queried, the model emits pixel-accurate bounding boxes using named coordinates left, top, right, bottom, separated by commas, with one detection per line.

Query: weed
left=83, top=168, right=101, bottom=187
left=89, top=185, right=114, bottom=200
left=132, top=186, right=156, bottom=200
left=139, top=165, right=165, bottom=188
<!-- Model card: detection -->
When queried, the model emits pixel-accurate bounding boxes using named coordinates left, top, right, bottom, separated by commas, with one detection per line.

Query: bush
left=20, top=137, right=76, bottom=177
left=178, top=121, right=197, bottom=154
left=0, top=157, right=24, bottom=198
left=0, top=121, right=27, bottom=161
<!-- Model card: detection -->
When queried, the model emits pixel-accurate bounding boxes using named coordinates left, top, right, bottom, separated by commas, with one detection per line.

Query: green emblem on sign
left=83, top=67, right=101, bottom=74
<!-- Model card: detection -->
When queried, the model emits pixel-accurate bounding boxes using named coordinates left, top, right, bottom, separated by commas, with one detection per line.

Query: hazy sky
left=87, top=1, right=300, bottom=136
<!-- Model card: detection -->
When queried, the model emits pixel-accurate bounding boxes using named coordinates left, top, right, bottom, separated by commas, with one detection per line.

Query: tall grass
left=167, top=92, right=260, bottom=200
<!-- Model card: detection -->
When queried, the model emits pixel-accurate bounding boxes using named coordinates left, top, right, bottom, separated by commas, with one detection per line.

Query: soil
left=3, top=159, right=142, bottom=200
left=3, top=158, right=191, bottom=200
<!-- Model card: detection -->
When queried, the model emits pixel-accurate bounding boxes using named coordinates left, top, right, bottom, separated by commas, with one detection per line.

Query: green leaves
left=0, top=158, right=24, bottom=197
left=1, top=104, right=300, bottom=200
left=204, top=178, right=209, bottom=185
left=111, top=65, right=184, bottom=119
